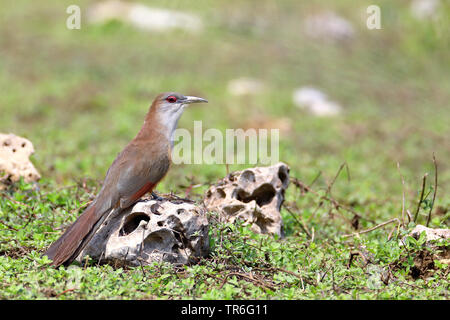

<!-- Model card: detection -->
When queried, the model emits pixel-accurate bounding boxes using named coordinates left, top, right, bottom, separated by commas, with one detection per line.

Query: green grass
left=0, top=0, right=449, bottom=299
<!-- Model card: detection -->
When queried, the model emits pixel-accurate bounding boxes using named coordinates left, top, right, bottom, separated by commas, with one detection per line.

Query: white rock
left=303, top=11, right=355, bottom=42
left=227, top=78, right=265, bottom=96
left=204, top=163, right=290, bottom=237
left=87, top=0, right=203, bottom=33
left=410, top=0, right=440, bottom=20
left=0, top=133, right=40, bottom=189
left=409, top=224, right=450, bottom=242
left=78, top=197, right=209, bottom=266
left=293, top=87, right=327, bottom=106
left=293, top=87, right=342, bottom=116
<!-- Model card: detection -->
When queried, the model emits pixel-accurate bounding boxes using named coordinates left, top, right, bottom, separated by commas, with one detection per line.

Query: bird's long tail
left=45, top=201, right=115, bottom=267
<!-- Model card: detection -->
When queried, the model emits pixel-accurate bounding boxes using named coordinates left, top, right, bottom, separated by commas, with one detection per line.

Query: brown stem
left=414, top=173, right=428, bottom=223
left=426, top=153, right=438, bottom=227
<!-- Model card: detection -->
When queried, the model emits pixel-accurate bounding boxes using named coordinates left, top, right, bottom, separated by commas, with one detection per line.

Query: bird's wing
left=102, top=142, right=170, bottom=209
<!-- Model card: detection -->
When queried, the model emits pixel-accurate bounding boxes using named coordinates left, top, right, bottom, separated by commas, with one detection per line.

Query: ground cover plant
left=0, top=0, right=449, bottom=299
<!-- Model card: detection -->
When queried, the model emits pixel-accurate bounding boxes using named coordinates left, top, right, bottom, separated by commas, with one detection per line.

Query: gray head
left=150, top=92, right=208, bottom=141
left=153, top=92, right=207, bottom=112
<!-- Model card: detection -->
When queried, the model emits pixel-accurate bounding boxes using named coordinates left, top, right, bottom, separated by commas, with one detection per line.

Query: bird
left=44, top=92, right=208, bottom=267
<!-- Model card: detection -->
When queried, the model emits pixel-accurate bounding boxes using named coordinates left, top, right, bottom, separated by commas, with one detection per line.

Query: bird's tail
left=45, top=201, right=114, bottom=267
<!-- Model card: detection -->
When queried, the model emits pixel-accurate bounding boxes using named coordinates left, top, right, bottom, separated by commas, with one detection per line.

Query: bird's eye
left=166, top=96, right=177, bottom=103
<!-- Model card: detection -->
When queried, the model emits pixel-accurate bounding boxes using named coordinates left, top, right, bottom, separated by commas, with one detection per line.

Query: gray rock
left=77, top=198, right=209, bottom=266
left=204, top=163, right=290, bottom=237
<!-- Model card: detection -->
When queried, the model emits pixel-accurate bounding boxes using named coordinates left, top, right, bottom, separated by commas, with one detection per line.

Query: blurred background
left=0, top=0, right=449, bottom=221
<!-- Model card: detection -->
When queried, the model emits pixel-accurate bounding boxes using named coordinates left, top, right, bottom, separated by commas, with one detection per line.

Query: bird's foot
left=151, top=192, right=164, bottom=201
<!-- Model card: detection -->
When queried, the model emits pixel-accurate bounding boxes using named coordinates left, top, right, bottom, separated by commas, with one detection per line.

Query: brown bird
left=45, top=92, right=207, bottom=267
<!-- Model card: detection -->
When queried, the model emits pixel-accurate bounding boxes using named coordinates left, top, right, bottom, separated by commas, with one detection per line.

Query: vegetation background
left=0, top=0, right=449, bottom=299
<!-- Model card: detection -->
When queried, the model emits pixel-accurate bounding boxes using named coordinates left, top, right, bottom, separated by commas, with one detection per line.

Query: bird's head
left=147, top=92, right=208, bottom=140
left=154, top=92, right=208, bottom=114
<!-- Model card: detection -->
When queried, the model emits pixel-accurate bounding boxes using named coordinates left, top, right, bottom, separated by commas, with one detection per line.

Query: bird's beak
left=182, top=96, right=208, bottom=104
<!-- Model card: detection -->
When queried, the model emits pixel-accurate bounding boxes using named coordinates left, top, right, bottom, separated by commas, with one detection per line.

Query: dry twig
left=426, top=153, right=438, bottom=227
left=282, top=203, right=311, bottom=238
left=342, top=218, right=400, bottom=238
left=396, top=162, right=406, bottom=226
left=219, top=272, right=275, bottom=291
left=414, top=173, right=428, bottom=223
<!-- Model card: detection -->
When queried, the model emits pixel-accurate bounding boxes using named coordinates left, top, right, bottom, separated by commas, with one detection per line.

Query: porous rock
left=204, top=163, right=290, bottom=237
left=77, top=198, right=209, bottom=266
left=0, top=133, right=40, bottom=189
left=409, top=225, right=450, bottom=243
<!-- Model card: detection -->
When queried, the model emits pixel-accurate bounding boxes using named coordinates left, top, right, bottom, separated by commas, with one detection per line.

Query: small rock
left=303, top=11, right=355, bottom=43
left=409, top=224, right=450, bottom=242
left=0, top=133, right=40, bottom=189
left=78, top=198, right=209, bottom=266
left=293, top=87, right=342, bottom=116
left=87, top=0, right=203, bottom=33
left=204, top=163, right=290, bottom=237
left=227, top=78, right=265, bottom=96
left=410, top=0, right=440, bottom=20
